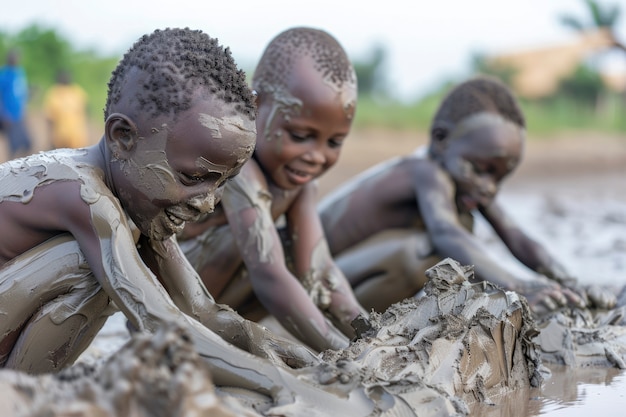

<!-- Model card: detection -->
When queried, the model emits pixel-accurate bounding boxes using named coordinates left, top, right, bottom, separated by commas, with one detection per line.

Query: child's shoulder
left=0, top=148, right=110, bottom=204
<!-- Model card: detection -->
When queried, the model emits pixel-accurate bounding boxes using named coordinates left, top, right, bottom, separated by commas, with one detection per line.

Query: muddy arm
left=480, top=202, right=615, bottom=308
left=222, top=176, right=350, bottom=352
left=142, top=235, right=320, bottom=368
left=79, top=192, right=312, bottom=398
left=479, top=202, right=575, bottom=284
left=416, top=166, right=586, bottom=312
left=286, top=183, right=367, bottom=337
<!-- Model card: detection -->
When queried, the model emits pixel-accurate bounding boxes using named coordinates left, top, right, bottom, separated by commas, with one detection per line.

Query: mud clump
left=534, top=306, right=626, bottom=369
left=323, top=258, right=544, bottom=406
left=0, top=323, right=258, bottom=417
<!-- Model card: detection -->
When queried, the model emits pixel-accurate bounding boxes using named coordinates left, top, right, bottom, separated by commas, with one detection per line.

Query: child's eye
left=289, top=132, right=309, bottom=142
left=328, top=138, right=344, bottom=149
left=180, top=172, right=204, bottom=185
left=472, top=163, right=497, bottom=177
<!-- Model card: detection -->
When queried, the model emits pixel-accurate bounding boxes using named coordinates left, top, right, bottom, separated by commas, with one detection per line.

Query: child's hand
left=253, top=333, right=321, bottom=369
left=520, top=280, right=587, bottom=316
left=584, top=284, right=617, bottom=310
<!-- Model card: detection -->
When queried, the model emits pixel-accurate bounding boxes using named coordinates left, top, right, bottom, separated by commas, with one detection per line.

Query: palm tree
left=559, top=0, right=626, bottom=52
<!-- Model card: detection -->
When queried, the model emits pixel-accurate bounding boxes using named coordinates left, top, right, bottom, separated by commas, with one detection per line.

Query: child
left=43, top=70, right=90, bottom=149
left=0, top=49, right=32, bottom=159
left=0, top=28, right=322, bottom=400
left=319, top=75, right=615, bottom=315
left=178, top=27, right=366, bottom=353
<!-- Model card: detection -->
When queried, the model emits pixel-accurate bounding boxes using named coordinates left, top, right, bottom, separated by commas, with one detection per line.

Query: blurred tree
left=557, top=63, right=607, bottom=106
left=352, top=44, right=388, bottom=98
left=559, top=0, right=625, bottom=53
left=559, top=0, right=626, bottom=116
left=14, top=25, right=74, bottom=98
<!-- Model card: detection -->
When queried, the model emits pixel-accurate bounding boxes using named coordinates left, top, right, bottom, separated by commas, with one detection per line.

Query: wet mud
left=0, top=258, right=542, bottom=416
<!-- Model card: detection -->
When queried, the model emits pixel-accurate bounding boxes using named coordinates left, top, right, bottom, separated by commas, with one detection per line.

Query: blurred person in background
left=43, top=70, right=90, bottom=149
left=0, top=48, right=32, bottom=159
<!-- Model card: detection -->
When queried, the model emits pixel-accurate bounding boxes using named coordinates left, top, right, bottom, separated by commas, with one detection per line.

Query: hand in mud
left=253, top=333, right=321, bottom=369
left=317, top=360, right=362, bottom=390
left=521, top=279, right=587, bottom=316
left=584, top=284, right=617, bottom=310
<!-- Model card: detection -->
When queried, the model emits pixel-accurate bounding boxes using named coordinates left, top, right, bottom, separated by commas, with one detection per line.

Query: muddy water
left=470, top=176, right=626, bottom=416
left=470, top=365, right=626, bottom=416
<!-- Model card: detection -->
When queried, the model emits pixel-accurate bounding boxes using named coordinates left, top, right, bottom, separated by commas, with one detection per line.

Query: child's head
left=103, top=28, right=257, bottom=240
left=428, top=76, right=526, bottom=211
left=251, top=27, right=357, bottom=190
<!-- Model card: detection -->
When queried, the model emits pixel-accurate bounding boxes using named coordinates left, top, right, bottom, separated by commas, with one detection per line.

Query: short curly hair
left=431, top=75, right=525, bottom=132
left=105, top=28, right=255, bottom=122
left=252, top=27, right=356, bottom=96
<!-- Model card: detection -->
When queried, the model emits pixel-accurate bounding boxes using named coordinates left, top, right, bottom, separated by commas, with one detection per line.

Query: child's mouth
left=285, top=165, right=314, bottom=185
left=163, top=208, right=196, bottom=234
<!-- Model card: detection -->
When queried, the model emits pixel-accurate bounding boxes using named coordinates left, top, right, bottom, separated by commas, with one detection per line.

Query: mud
left=0, top=323, right=260, bottom=417
left=0, top=258, right=543, bottom=416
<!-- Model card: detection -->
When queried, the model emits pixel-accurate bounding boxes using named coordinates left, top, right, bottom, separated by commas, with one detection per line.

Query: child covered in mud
left=319, top=75, right=615, bottom=315
left=0, top=28, right=326, bottom=400
left=178, top=27, right=366, bottom=353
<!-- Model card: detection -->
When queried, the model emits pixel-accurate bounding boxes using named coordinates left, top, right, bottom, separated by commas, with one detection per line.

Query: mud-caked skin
left=0, top=27, right=347, bottom=408
left=179, top=27, right=366, bottom=353
left=319, top=75, right=616, bottom=315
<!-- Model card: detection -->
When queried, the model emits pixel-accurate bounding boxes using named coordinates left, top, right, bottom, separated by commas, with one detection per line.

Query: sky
left=1, top=0, right=624, bottom=102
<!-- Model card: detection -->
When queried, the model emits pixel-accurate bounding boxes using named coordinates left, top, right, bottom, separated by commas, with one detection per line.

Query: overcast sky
left=2, top=0, right=624, bottom=101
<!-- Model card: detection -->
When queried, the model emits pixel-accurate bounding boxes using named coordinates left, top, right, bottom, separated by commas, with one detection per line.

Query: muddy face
left=254, top=55, right=356, bottom=190
left=109, top=92, right=256, bottom=241
left=440, top=112, right=524, bottom=211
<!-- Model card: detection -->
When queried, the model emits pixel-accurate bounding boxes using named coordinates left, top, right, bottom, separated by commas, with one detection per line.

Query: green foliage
left=560, top=0, right=622, bottom=30
left=555, top=64, right=607, bottom=105
left=520, top=92, right=626, bottom=135
left=355, top=79, right=625, bottom=137
left=559, top=0, right=626, bottom=54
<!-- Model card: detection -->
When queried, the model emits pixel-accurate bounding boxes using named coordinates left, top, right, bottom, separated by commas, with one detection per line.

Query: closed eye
left=328, top=137, right=344, bottom=149
left=179, top=171, right=224, bottom=186
left=289, top=131, right=311, bottom=143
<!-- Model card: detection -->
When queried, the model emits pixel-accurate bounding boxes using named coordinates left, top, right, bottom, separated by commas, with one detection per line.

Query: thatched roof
left=488, top=29, right=624, bottom=98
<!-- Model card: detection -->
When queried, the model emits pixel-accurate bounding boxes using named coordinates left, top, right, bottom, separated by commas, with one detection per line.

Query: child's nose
left=188, top=191, right=218, bottom=214
left=303, top=145, right=326, bottom=165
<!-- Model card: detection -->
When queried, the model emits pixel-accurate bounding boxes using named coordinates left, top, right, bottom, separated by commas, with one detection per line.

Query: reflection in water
left=469, top=365, right=626, bottom=416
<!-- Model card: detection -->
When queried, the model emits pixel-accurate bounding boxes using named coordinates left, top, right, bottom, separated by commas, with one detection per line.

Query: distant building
left=487, top=29, right=626, bottom=99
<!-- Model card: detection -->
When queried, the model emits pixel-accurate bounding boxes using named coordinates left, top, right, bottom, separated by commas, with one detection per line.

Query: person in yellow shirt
left=43, top=70, right=89, bottom=149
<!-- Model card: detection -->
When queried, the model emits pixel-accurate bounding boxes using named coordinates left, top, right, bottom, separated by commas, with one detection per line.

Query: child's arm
left=64, top=182, right=318, bottom=399
left=285, top=182, right=367, bottom=337
left=481, top=201, right=616, bottom=309
left=416, top=163, right=585, bottom=312
left=479, top=202, right=574, bottom=283
left=222, top=170, right=352, bottom=352
left=140, top=235, right=319, bottom=368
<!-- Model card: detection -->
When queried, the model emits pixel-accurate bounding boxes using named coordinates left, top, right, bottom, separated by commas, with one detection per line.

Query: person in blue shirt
left=0, top=48, right=32, bottom=159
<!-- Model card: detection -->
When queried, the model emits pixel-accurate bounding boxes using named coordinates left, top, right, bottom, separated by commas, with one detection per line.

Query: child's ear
left=431, top=127, right=448, bottom=142
left=105, top=113, right=139, bottom=159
